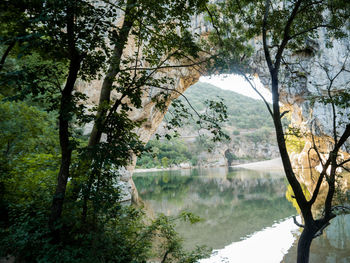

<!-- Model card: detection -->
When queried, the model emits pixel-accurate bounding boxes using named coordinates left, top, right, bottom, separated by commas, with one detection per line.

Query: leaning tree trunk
left=79, top=0, right=136, bottom=222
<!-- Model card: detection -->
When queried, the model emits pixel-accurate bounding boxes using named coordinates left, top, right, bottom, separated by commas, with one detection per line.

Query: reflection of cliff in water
left=283, top=214, right=350, bottom=263
left=134, top=167, right=296, bottom=250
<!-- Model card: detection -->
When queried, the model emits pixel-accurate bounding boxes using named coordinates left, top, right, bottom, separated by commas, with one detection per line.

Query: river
left=133, top=167, right=350, bottom=263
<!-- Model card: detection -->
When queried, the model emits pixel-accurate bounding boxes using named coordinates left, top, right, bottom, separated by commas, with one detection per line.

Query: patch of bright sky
left=200, top=74, right=272, bottom=103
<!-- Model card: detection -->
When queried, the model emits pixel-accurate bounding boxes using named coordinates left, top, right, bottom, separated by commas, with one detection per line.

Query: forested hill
left=137, top=82, right=279, bottom=169
left=180, top=81, right=273, bottom=129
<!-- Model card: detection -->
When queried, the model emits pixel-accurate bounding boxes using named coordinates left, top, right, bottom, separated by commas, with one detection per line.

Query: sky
left=200, top=74, right=272, bottom=103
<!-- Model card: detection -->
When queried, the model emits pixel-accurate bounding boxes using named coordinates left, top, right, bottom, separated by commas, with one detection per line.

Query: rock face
left=254, top=32, right=350, bottom=173
left=79, top=15, right=350, bottom=201
left=228, top=139, right=279, bottom=163
left=198, top=139, right=279, bottom=168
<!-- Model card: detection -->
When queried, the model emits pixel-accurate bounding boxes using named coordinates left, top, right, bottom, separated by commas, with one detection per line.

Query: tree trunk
left=71, top=0, right=136, bottom=215
left=270, top=72, right=308, bottom=208
left=270, top=70, right=315, bottom=263
left=297, top=227, right=315, bottom=263
left=49, top=54, right=81, bottom=233
left=0, top=41, right=15, bottom=72
left=88, top=0, right=136, bottom=147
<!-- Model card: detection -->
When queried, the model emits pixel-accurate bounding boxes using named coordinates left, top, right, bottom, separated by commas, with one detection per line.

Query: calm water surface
left=133, top=167, right=350, bottom=263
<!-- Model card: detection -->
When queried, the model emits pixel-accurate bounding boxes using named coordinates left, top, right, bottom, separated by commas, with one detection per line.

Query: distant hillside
left=179, top=82, right=274, bottom=130
left=136, top=82, right=279, bottom=169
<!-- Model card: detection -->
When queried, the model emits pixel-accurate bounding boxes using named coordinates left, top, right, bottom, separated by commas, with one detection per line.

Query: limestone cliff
left=253, top=32, right=350, bottom=173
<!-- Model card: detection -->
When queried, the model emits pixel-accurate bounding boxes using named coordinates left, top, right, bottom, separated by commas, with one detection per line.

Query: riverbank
left=231, top=157, right=283, bottom=171
left=134, top=158, right=283, bottom=173
left=134, top=165, right=197, bottom=173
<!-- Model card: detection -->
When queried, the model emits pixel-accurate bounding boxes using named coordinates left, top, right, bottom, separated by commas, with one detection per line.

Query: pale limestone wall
left=252, top=31, right=350, bottom=173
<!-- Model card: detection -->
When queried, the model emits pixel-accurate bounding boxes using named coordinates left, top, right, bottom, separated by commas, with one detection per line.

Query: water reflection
left=134, top=167, right=296, bottom=250
left=200, top=217, right=300, bottom=263
left=134, top=167, right=350, bottom=262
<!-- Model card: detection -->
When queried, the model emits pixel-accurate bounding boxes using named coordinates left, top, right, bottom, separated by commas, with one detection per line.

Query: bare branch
left=313, top=222, right=330, bottom=238
left=0, top=40, right=15, bottom=72
left=205, top=4, right=224, bottom=47
left=238, top=70, right=273, bottom=117
left=120, top=58, right=213, bottom=72
left=262, top=0, right=274, bottom=73
left=152, top=85, right=202, bottom=119
left=335, top=124, right=350, bottom=152
left=308, top=171, right=325, bottom=206
left=280, top=110, right=289, bottom=119
left=307, top=147, right=314, bottom=183
left=290, top=24, right=334, bottom=40
left=311, top=132, right=324, bottom=167
left=274, top=0, right=303, bottom=70
left=331, top=205, right=350, bottom=212
left=337, top=158, right=350, bottom=167
left=293, top=216, right=304, bottom=228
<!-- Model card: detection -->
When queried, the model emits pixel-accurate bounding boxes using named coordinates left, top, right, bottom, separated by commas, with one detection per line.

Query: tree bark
left=88, top=0, right=136, bottom=147
left=76, top=0, right=136, bottom=220
left=297, top=228, right=315, bottom=263
left=0, top=41, right=15, bottom=72
left=49, top=4, right=81, bottom=235
left=49, top=54, right=81, bottom=233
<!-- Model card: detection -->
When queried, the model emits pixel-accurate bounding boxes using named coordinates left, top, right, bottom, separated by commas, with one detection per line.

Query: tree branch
left=335, top=124, right=350, bottom=152
left=293, top=216, right=304, bottom=228
left=240, top=71, right=273, bottom=117
left=0, top=41, right=16, bottom=72
left=262, top=0, right=274, bottom=73
left=205, top=4, right=224, bottom=47
left=280, top=110, right=289, bottom=119
left=337, top=158, right=350, bottom=167
left=274, top=0, right=303, bottom=71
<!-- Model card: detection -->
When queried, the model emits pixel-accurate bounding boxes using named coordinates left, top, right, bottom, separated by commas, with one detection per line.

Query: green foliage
left=153, top=214, right=209, bottom=263
left=0, top=99, right=207, bottom=262
left=139, top=82, right=278, bottom=168
left=285, top=134, right=306, bottom=155
left=1, top=1, right=213, bottom=262
left=208, top=0, right=350, bottom=70
left=243, top=126, right=273, bottom=144
left=139, top=82, right=277, bottom=168
left=0, top=98, right=59, bottom=179
left=137, top=138, right=193, bottom=168
left=162, top=84, right=230, bottom=143
left=162, top=157, right=170, bottom=168
left=1, top=202, right=207, bottom=263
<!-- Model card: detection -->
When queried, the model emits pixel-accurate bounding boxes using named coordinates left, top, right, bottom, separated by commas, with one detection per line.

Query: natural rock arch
left=77, top=17, right=350, bottom=202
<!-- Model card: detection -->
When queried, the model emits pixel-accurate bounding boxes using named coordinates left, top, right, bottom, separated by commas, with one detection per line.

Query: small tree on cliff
left=208, top=0, right=350, bottom=262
